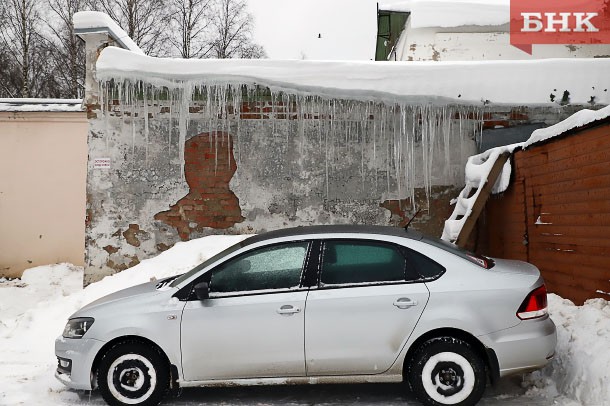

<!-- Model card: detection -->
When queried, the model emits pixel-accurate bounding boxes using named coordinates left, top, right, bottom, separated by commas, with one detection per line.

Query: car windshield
left=168, top=240, right=249, bottom=288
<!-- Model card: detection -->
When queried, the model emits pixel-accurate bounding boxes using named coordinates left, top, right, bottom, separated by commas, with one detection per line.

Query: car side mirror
left=194, top=282, right=210, bottom=301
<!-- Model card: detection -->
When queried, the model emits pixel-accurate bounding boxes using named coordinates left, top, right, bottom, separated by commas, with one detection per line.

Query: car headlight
left=62, top=317, right=95, bottom=339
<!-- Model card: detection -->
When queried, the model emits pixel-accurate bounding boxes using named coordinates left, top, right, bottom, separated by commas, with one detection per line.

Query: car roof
left=241, top=225, right=424, bottom=246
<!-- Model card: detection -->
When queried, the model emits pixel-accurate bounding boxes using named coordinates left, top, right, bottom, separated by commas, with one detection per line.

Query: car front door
left=180, top=241, right=310, bottom=381
left=305, top=239, right=430, bottom=376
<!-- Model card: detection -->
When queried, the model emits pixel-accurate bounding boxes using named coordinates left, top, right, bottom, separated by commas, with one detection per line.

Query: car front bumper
left=479, top=314, right=557, bottom=377
left=54, top=335, right=106, bottom=390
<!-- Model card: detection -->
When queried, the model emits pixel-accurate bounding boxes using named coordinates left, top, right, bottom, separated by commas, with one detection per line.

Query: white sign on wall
left=93, top=158, right=111, bottom=169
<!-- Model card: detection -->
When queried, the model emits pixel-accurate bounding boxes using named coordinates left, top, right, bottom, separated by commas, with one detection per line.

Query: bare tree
left=88, top=0, right=170, bottom=56
left=210, top=0, right=265, bottom=59
left=47, top=0, right=85, bottom=98
left=0, top=0, right=42, bottom=97
left=169, top=0, right=214, bottom=58
left=238, top=43, right=266, bottom=59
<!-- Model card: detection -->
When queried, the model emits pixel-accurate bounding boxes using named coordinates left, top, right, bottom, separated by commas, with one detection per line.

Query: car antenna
left=404, top=208, right=422, bottom=231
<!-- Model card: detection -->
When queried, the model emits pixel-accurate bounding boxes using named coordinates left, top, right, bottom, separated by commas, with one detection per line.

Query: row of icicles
left=98, top=81, right=486, bottom=210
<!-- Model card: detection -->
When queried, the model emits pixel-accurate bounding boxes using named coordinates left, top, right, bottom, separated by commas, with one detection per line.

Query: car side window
left=208, top=242, right=309, bottom=294
left=320, top=241, right=407, bottom=285
left=405, top=248, right=446, bottom=279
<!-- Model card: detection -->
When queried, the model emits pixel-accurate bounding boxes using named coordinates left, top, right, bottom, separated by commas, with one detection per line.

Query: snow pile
left=74, top=11, right=144, bottom=55
left=0, top=98, right=83, bottom=112
left=524, top=104, right=610, bottom=148
left=441, top=143, right=521, bottom=242
left=526, top=294, right=610, bottom=406
left=380, top=0, right=509, bottom=29
left=96, top=46, right=610, bottom=106
left=0, top=235, right=248, bottom=405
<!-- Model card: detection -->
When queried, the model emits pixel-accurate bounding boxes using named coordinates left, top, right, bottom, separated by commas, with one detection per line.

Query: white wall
left=0, top=111, right=88, bottom=277
left=392, top=21, right=610, bottom=61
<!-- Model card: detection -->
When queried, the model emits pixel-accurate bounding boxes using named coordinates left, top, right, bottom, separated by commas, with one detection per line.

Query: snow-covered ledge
left=74, top=11, right=144, bottom=107
left=95, top=47, right=610, bottom=106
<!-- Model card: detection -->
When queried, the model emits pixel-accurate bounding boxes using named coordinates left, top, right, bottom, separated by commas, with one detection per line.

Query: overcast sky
left=248, top=0, right=381, bottom=60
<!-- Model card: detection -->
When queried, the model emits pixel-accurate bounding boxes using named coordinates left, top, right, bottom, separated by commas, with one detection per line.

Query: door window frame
left=183, top=240, right=314, bottom=300
left=306, top=238, right=436, bottom=290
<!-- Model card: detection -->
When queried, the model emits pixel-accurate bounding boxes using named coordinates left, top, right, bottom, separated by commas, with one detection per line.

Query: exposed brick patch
left=156, top=243, right=172, bottom=252
left=86, top=103, right=100, bottom=119
left=483, top=120, right=511, bottom=129
left=454, top=111, right=493, bottom=120
left=380, top=199, right=411, bottom=227
left=155, top=131, right=244, bottom=240
left=509, top=108, right=529, bottom=121
left=106, top=255, right=140, bottom=272
left=123, top=224, right=147, bottom=247
left=380, top=186, right=462, bottom=236
left=103, top=245, right=119, bottom=254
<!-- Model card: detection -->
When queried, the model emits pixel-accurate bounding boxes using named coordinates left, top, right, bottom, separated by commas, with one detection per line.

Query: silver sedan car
left=55, top=225, right=556, bottom=406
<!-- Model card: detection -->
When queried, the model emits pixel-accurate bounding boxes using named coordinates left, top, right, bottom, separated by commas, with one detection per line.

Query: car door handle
left=277, top=305, right=301, bottom=315
left=393, top=298, right=418, bottom=309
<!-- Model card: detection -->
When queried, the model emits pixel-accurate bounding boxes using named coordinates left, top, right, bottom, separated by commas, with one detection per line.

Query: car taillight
left=466, top=254, right=494, bottom=269
left=517, top=285, right=548, bottom=320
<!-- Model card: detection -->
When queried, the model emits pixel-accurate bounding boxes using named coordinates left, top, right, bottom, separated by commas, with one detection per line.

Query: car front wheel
left=407, top=336, right=486, bottom=406
left=97, top=341, right=169, bottom=406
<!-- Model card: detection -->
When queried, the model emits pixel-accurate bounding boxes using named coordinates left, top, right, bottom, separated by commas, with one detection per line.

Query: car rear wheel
left=97, top=341, right=169, bottom=406
left=407, top=336, right=486, bottom=406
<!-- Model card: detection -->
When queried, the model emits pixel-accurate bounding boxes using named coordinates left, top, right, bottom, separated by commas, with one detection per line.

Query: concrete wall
left=0, top=111, right=88, bottom=277
left=392, top=22, right=610, bottom=61
left=84, top=93, right=484, bottom=283
left=83, top=88, right=591, bottom=284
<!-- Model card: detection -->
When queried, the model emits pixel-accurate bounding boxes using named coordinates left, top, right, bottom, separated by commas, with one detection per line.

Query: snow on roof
left=96, top=47, right=610, bottom=106
left=379, top=0, right=509, bottom=28
left=379, top=1, right=413, bottom=13
left=524, top=104, right=610, bottom=148
left=73, top=11, right=144, bottom=55
left=442, top=104, right=610, bottom=242
left=0, top=98, right=84, bottom=112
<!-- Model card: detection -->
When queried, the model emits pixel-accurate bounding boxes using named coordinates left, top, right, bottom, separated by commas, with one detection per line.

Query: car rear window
left=422, top=236, right=495, bottom=269
left=404, top=248, right=446, bottom=279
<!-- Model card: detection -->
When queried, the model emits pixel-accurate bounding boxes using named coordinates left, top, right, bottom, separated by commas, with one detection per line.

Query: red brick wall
left=481, top=122, right=610, bottom=304
left=155, top=132, right=244, bottom=239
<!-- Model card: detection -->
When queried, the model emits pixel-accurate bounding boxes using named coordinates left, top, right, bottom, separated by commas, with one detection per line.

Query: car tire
left=97, top=341, right=169, bottom=406
left=407, top=336, right=486, bottom=406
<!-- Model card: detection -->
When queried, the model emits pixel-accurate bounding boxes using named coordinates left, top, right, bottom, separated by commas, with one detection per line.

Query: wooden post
left=456, top=152, right=510, bottom=248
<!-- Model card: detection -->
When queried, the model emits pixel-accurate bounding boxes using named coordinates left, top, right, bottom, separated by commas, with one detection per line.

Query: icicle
left=372, top=103, right=378, bottom=194
left=129, top=82, right=136, bottom=156
left=178, top=82, right=192, bottom=179
left=143, top=86, right=150, bottom=164
left=168, top=88, right=173, bottom=155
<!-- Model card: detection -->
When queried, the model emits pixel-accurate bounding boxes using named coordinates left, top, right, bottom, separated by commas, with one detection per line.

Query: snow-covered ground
left=1, top=235, right=608, bottom=405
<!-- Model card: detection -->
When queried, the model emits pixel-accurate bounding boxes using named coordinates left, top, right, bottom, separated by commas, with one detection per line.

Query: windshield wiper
left=155, top=275, right=180, bottom=289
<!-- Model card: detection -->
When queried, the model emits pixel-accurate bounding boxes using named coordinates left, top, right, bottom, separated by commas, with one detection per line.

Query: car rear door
left=180, top=241, right=310, bottom=381
left=304, top=239, right=430, bottom=376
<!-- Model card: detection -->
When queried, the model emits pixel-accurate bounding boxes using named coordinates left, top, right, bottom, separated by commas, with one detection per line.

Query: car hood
left=72, top=281, right=161, bottom=317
